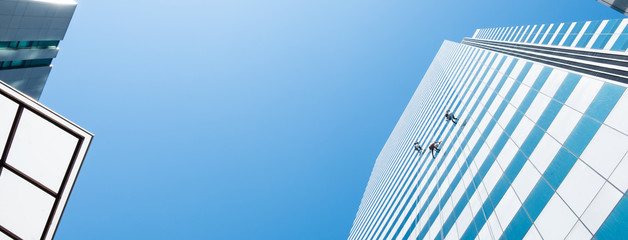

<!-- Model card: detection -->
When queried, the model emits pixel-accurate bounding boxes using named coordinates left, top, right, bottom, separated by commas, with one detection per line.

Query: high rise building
left=599, top=0, right=628, bottom=16
left=0, top=0, right=77, bottom=100
left=350, top=18, right=628, bottom=239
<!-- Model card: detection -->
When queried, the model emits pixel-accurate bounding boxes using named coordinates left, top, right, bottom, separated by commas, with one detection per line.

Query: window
left=0, top=40, right=59, bottom=49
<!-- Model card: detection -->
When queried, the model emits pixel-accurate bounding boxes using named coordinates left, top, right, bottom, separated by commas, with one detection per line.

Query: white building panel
left=580, top=183, right=622, bottom=231
left=580, top=124, right=628, bottom=178
left=533, top=195, right=578, bottom=240
left=0, top=171, right=55, bottom=240
left=557, top=160, right=606, bottom=216
left=565, top=220, right=593, bottom=240
left=609, top=154, right=628, bottom=194
left=546, top=106, right=582, bottom=144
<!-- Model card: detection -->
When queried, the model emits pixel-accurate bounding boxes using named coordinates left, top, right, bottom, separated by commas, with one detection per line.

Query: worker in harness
left=445, top=110, right=458, bottom=124
left=429, top=141, right=442, bottom=158
left=413, top=142, right=424, bottom=155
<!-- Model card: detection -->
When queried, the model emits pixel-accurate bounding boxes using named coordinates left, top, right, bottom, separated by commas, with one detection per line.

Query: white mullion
left=604, top=19, right=628, bottom=50
left=586, top=20, right=609, bottom=49
left=516, top=26, right=530, bottom=42
left=559, top=22, right=576, bottom=46
left=514, top=26, right=526, bottom=42
left=486, top=28, right=495, bottom=40
left=472, top=29, right=480, bottom=39
left=523, top=25, right=538, bottom=43
left=509, top=26, right=523, bottom=42
left=502, top=27, right=512, bottom=41
left=487, top=28, right=499, bottom=40
left=538, top=24, right=554, bottom=44
left=503, top=27, right=515, bottom=41
left=496, top=27, right=507, bottom=41
left=530, top=24, right=546, bottom=43
left=507, top=26, right=519, bottom=42
left=571, top=21, right=591, bottom=48
left=547, top=23, right=565, bottom=44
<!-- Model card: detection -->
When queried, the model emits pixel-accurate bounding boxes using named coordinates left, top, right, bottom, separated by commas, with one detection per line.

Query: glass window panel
left=562, top=22, right=585, bottom=46
left=17, top=41, right=31, bottom=48
left=576, top=20, right=602, bottom=48
left=551, top=23, right=571, bottom=45
left=533, top=24, right=548, bottom=43
left=0, top=95, right=18, bottom=157
left=0, top=171, right=55, bottom=240
left=592, top=19, right=622, bottom=49
left=7, top=41, right=17, bottom=48
left=6, top=109, right=79, bottom=192
left=611, top=23, right=628, bottom=51
left=611, top=34, right=628, bottom=51
left=0, top=42, right=8, bottom=48
left=39, top=40, right=59, bottom=47
left=9, top=60, right=23, bottom=68
left=541, top=24, right=558, bottom=44
left=519, top=25, right=532, bottom=42
left=0, top=232, right=12, bottom=240
left=30, top=58, right=52, bottom=67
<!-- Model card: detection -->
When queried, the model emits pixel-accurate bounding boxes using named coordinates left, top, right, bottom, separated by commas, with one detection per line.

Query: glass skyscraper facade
left=0, top=0, right=77, bottom=100
left=350, top=18, right=628, bottom=239
left=599, top=0, right=628, bottom=16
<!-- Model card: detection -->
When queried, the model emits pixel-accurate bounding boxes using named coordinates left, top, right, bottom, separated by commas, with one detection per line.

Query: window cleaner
left=429, top=141, right=442, bottom=158
left=413, top=142, right=424, bottom=155
left=445, top=110, right=458, bottom=124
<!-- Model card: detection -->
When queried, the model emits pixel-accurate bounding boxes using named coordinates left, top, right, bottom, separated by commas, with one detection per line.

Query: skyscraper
left=0, top=0, right=77, bottom=100
left=599, top=0, right=628, bottom=16
left=350, top=18, right=628, bottom=239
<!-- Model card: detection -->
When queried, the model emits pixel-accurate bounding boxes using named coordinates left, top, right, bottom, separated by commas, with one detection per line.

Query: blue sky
left=42, top=0, right=622, bottom=239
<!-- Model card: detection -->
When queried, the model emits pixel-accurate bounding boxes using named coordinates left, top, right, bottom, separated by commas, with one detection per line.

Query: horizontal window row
left=0, top=59, right=53, bottom=70
left=0, top=41, right=59, bottom=50
left=479, top=32, right=628, bottom=40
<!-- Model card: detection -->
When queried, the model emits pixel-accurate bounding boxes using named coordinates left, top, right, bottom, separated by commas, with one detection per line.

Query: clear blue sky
left=42, top=0, right=621, bottom=239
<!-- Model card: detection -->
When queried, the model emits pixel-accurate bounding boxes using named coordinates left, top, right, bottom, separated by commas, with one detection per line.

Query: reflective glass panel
left=6, top=109, right=79, bottom=192
left=0, top=171, right=55, bottom=240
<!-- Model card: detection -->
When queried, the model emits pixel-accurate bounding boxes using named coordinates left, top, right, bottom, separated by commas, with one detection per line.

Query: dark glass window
left=0, top=40, right=59, bottom=49
left=29, top=59, right=52, bottom=66
left=0, top=58, right=53, bottom=70
left=17, top=41, right=32, bottom=48
left=38, top=40, right=59, bottom=47
left=10, top=60, right=23, bottom=68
